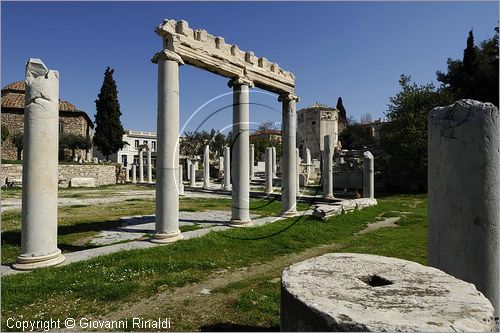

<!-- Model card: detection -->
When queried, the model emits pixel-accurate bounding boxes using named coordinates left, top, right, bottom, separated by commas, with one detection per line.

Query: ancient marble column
left=14, top=58, right=65, bottom=270
left=428, top=100, right=499, bottom=317
left=125, top=164, right=130, bottom=182
left=363, top=151, right=374, bottom=199
left=280, top=93, right=299, bottom=217
left=322, top=135, right=333, bottom=199
left=296, top=148, right=300, bottom=193
left=203, top=145, right=210, bottom=189
left=178, top=164, right=185, bottom=196
left=249, top=144, right=255, bottom=179
left=132, top=164, right=137, bottom=184
left=265, top=147, right=273, bottom=194
left=139, top=148, right=144, bottom=183
left=223, top=145, right=231, bottom=191
left=151, top=50, right=183, bottom=243
left=228, top=77, right=253, bottom=226
left=186, top=158, right=192, bottom=180
left=272, top=146, right=277, bottom=179
left=189, top=162, right=196, bottom=187
left=306, top=148, right=311, bottom=165
left=147, top=147, right=153, bottom=184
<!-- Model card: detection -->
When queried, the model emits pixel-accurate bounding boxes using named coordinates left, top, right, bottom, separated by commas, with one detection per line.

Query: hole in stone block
left=359, top=274, right=393, bottom=287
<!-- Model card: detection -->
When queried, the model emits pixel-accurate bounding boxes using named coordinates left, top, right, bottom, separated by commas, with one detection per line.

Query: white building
left=94, top=129, right=157, bottom=168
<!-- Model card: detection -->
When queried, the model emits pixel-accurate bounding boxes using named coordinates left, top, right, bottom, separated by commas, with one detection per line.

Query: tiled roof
left=299, top=102, right=337, bottom=112
left=1, top=81, right=78, bottom=112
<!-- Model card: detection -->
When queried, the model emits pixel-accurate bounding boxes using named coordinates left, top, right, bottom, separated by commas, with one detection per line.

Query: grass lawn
left=1, top=196, right=309, bottom=265
left=1, top=193, right=427, bottom=331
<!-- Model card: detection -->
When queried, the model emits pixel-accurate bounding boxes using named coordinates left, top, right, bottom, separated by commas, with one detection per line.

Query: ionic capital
left=278, top=92, right=300, bottom=103
left=227, top=76, right=254, bottom=88
left=151, top=49, right=184, bottom=65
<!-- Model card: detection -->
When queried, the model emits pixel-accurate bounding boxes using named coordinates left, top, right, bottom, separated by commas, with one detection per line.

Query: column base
left=147, top=181, right=155, bottom=184
left=281, top=209, right=298, bottom=218
left=323, top=195, right=335, bottom=200
left=150, top=231, right=183, bottom=244
left=227, top=219, right=252, bottom=227
left=223, top=186, right=232, bottom=191
left=264, top=190, right=274, bottom=195
left=13, top=249, right=65, bottom=271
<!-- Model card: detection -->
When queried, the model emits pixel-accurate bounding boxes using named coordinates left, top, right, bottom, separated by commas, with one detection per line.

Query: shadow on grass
left=200, top=323, right=279, bottom=332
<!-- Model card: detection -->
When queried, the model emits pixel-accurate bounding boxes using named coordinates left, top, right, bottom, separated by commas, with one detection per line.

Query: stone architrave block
left=70, top=177, right=96, bottom=188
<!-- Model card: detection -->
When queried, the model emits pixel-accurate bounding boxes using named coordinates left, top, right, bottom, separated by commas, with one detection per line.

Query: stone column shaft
left=138, top=149, right=144, bottom=183
left=363, top=151, right=374, bottom=198
left=151, top=50, right=183, bottom=243
left=147, top=148, right=153, bottom=183
left=186, top=159, right=192, bottom=180
left=203, top=145, right=210, bottom=189
left=132, top=164, right=137, bottom=183
left=296, top=148, right=300, bottom=193
left=265, top=147, right=273, bottom=194
left=272, top=147, right=277, bottom=179
left=178, top=164, right=184, bottom=195
left=223, top=146, right=231, bottom=190
left=189, top=162, right=196, bottom=187
left=125, top=164, right=130, bottom=182
left=250, top=144, right=255, bottom=179
left=323, top=135, right=333, bottom=199
left=428, top=100, right=499, bottom=317
left=280, top=93, right=298, bottom=216
left=14, top=58, right=65, bottom=270
left=229, top=77, right=252, bottom=225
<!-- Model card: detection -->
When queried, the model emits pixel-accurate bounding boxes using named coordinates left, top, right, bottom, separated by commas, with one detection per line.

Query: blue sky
left=2, top=1, right=498, bottom=134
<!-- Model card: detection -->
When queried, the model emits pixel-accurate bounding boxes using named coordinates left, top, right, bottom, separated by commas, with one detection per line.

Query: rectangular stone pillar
left=322, top=135, right=333, bottom=199
left=265, top=147, right=273, bottom=194
left=203, top=145, right=210, bottom=189
left=14, top=58, right=65, bottom=270
left=223, top=146, right=231, bottom=191
left=228, top=77, right=253, bottom=226
left=428, top=99, right=499, bottom=317
left=147, top=147, right=153, bottom=183
left=279, top=93, right=299, bottom=217
left=363, top=151, right=374, bottom=199
left=151, top=50, right=183, bottom=243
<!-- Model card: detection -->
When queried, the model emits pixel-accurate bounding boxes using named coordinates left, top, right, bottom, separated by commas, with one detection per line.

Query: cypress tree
left=336, top=97, right=347, bottom=124
left=463, top=30, right=477, bottom=75
left=94, top=67, right=125, bottom=160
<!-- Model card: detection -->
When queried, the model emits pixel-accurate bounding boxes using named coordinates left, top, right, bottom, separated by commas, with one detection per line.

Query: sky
left=1, top=1, right=498, bottom=134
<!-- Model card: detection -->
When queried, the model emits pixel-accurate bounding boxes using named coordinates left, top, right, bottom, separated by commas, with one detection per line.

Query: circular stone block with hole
left=280, top=253, right=495, bottom=332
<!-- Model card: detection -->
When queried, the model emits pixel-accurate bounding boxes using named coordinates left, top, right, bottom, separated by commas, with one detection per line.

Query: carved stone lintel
left=151, top=49, right=184, bottom=65
left=278, top=92, right=300, bottom=103
left=227, top=76, right=254, bottom=88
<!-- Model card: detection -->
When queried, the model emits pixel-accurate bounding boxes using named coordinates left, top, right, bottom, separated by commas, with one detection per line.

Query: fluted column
left=265, top=147, right=273, bottom=194
left=228, top=77, right=253, bottom=226
left=223, top=146, right=231, bottom=191
left=147, top=147, right=153, bottom=184
left=186, top=159, right=192, bottom=180
left=203, top=145, right=210, bottom=189
left=272, top=147, right=277, bottom=179
left=178, top=164, right=185, bottom=196
left=279, top=93, right=299, bottom=217
left=139, top=149, right=144, bottom=183
left=14, top=58, right=65, bottom=270
left=151, top=49, right=184, bottom=243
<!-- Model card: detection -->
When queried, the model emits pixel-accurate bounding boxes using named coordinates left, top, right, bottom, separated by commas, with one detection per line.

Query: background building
left=297, top=102, right=347, bottom=160
left=94, top=129, right=157, bottom=168
left=1, top=81, right=94, bottom=161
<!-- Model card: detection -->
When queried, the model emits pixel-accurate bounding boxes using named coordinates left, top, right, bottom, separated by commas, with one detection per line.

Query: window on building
left=59, top=122, right=64, bottom=134
left=152, top=141, right=156, bottom=151
left=122, top=155, right=128, bottom=167
left=135, top=140, right=139, bottom=148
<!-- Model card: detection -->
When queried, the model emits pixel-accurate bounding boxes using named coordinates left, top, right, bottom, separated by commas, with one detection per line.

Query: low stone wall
left=1, top=164, right=117, bottom=187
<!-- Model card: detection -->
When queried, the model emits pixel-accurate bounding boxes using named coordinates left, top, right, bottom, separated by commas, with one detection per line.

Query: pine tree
left=94, top=67, right=125, bottom=160
left=336, top=97, right=347, bottom=124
